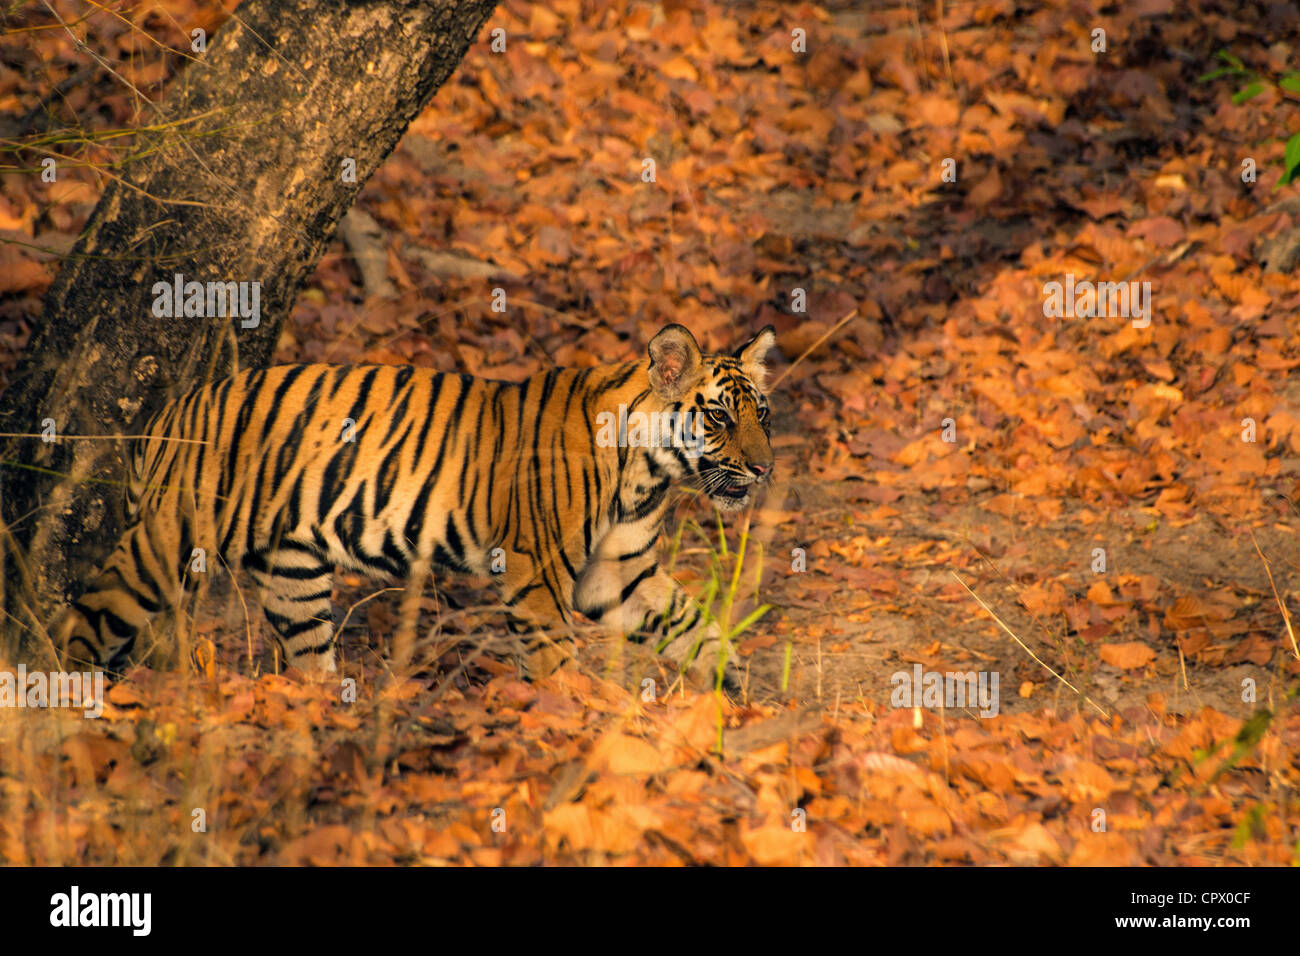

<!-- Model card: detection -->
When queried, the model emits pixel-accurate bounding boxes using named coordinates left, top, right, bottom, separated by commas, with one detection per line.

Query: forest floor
left=0, top=0, right=1298, bottom=864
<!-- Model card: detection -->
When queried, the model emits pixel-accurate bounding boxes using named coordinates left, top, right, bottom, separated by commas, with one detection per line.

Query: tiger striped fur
left=51, top=324, right=776, bottom=689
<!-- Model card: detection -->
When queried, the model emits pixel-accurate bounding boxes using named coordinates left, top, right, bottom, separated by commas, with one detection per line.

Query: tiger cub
left=52, top=323, right=776, bottom=689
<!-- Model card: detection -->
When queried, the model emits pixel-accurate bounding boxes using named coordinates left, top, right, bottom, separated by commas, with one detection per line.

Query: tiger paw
left=664, top=627, right=743, bottom=694
left=684, top=651, right=743, bottom=694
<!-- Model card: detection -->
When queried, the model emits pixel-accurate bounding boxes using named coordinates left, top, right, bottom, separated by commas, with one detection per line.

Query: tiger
left=50, top=323, right=777, bottom=690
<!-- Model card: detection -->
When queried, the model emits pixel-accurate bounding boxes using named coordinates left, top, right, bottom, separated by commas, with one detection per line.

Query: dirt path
left=755, top=482, right=1296, bottom=719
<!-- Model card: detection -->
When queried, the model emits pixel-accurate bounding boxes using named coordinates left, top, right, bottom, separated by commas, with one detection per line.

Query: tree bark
left=0, top=0, right=498, bottom=661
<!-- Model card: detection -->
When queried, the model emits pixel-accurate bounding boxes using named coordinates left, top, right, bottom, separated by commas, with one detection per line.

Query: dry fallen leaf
left=1099, top=642, right=1156, bottom=670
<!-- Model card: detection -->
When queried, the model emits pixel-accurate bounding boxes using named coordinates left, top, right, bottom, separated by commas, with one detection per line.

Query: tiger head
left=646, top=323, right=777, bottom=511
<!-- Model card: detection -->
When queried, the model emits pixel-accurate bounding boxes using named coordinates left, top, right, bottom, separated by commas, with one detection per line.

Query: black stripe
left=372, top=423, right=411, bottom=514
left=619, top=563, right=657, bottom=605
left=380, top=367, right=414, bottom=444
left=411, top=373, right=446, bottom=462
left=260, top=365, right=308, bottom=445
left=264, top=609, right=330, bottom=638
left=317, top=440, right=359, bottom=523
left=616, top=537, right=657, bottom=561
left=264, top=563, right=330, bottom=581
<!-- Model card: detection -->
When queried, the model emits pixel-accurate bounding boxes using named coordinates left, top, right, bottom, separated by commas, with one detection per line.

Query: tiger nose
left=749, top=461, right=772, bottom=479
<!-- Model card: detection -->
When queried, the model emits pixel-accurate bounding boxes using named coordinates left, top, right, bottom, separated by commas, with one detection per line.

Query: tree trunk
left=0, top=0, right=498, bottom=661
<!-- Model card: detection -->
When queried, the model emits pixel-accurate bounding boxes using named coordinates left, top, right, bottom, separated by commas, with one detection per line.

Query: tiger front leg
left=575, top=553, right=741, bottom=693
left=653, top=579, right=740, bottom=693
left=245, top=544, right=338, bottom=676
left=498, top=550, right=578, bottom=680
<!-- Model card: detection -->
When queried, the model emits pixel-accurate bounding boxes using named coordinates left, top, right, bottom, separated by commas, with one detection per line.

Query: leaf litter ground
left=0, top=0, right=1297, bottom=864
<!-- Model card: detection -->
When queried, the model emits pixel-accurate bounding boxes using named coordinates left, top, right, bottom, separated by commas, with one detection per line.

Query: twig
left=336, top=587, right=404, bottom=637
left=935, top=0, right=954, bottom=90
left=339, top=208, right=397, bottom=300
left=770, top=309, right=858, bottom=388
left=951, top=572, right=1110, bottom=718
left=1250, top=529, right=1298, bottom=660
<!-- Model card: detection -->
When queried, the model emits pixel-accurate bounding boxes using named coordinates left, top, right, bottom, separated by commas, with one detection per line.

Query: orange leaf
left=595, top=733, right=666, bottom=775
left=661, top=56, right=698, bottom=82
left=1099, top=642, right=1155, bottom=669
left=741, top=823, right=806, bottom=865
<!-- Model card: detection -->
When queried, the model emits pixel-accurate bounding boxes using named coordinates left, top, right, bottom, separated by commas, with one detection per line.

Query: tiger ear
left=733, top=325, right=777, bottom=392
left=648, top=324, right=704, bottom=400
